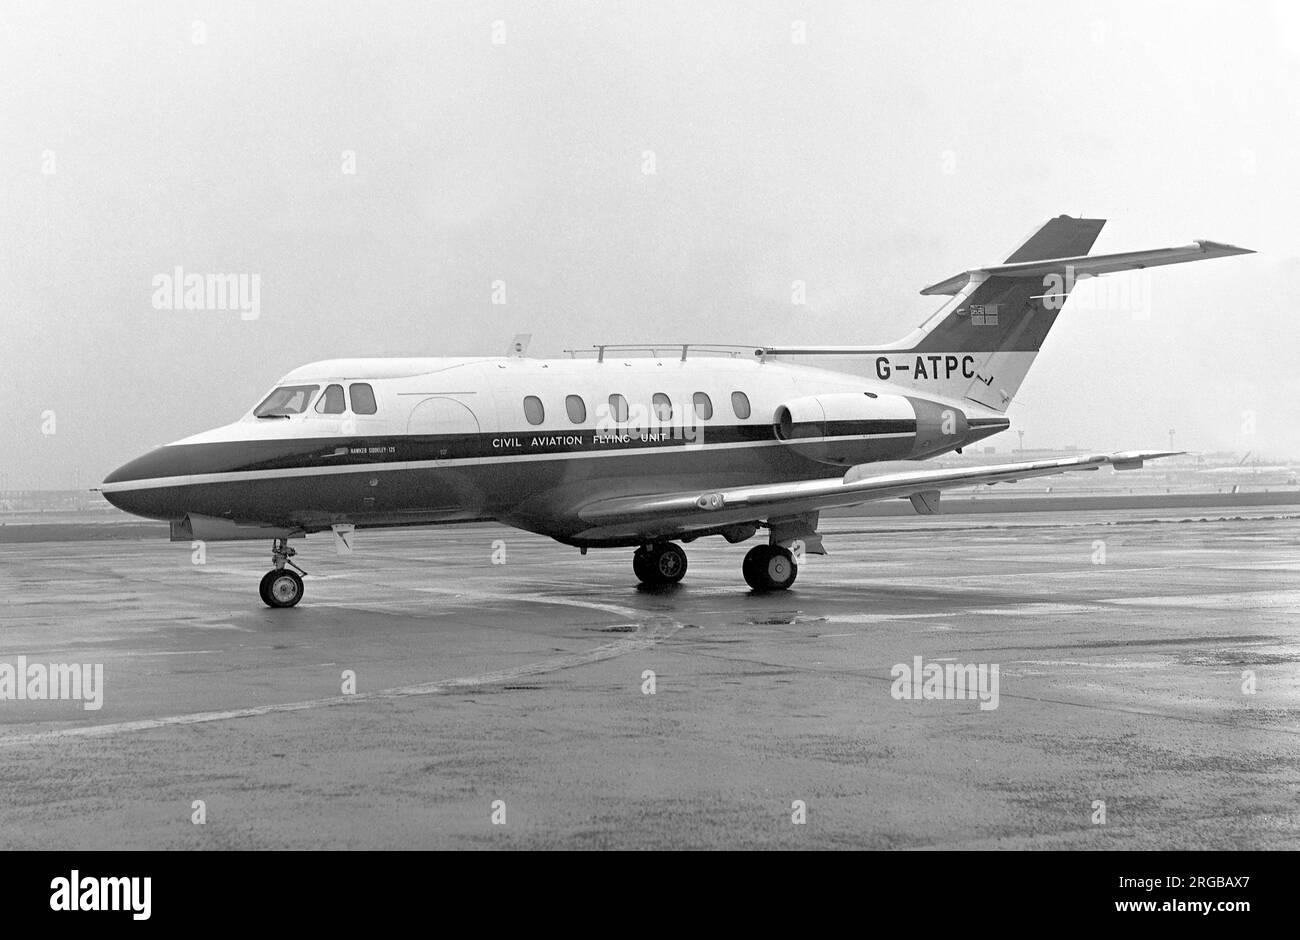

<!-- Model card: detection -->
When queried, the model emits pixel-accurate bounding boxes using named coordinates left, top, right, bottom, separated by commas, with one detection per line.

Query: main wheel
left=260, top=569, right=304, bottom=608
left=742, top=545, right=767, bottom=590
left=760, top=545, right=797, bottom=591
left=651, top=543, right=687, bottom=583
left=743, top=545, right=798, bottom=592
left=632, top=548, right=653, bottom=584
left=634, top=543, right=687, bottom=585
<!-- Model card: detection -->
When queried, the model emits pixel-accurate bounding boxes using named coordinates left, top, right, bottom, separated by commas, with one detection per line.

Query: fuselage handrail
left=562, top=344, right=764, bottom=363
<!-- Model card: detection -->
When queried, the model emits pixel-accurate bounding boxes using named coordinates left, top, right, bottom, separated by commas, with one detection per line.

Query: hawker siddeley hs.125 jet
left=102, top=216, right=1252, bottom=607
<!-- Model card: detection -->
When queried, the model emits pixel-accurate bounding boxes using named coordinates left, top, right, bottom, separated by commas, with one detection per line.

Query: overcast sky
left=2, top=0, right=1296, bottom=489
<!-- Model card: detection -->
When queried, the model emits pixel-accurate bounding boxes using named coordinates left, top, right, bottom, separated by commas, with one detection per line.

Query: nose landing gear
left=259, top=538, right=308, bottom=608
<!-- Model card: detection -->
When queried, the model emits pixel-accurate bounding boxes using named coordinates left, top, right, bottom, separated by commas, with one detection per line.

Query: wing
left=573, top=451, right=1177, bottom=540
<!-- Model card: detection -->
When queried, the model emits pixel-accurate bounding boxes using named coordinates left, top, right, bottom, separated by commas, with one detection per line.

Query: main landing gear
left=632, top=542, right=688, bottom=585
left=742, top=544, right=798, bottom=592
left=259, top=537, right=307, bottom=608
left=629, top=540, right=799, bottom=591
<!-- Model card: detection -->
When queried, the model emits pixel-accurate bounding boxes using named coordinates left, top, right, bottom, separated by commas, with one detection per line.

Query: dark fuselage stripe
left=103, top=420, right=918, bottom=485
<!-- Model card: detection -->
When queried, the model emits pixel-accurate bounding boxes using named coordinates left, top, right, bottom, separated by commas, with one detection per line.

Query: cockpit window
left=255, top=385, right=319, bottom=417
left=315, top=384, right=346, bottom=414
left=349, top=383, right=378, bottom=415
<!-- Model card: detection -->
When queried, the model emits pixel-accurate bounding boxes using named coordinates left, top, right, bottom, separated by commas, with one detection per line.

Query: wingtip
left=1194, top=239, right=1256, bottom=256
left=1112, top=450, right=1183, bottom=461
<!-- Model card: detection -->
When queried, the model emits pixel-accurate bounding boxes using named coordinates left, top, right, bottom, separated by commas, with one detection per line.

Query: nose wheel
left=742, top=544, right=797, bottom=591
left=633, top=542, right=688, bottom=585
left=260, top=538, right=307, bottom=608
left=260, top=568, right=304, bottom=608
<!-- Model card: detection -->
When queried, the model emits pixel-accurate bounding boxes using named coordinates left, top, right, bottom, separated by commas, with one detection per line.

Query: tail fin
left=763, top=215, right=1253, bottom=413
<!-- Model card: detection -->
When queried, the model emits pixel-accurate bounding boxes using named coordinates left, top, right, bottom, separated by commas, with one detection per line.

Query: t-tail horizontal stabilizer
left=761, top=216, right=1254, bottom=414
left=920, top=239, right=1255, bottom=296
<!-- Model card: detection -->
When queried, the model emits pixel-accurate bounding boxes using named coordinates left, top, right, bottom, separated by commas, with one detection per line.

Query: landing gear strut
left=742, top=544, right=798, bottom=592
left=633, top=542, right=688, bottom=585
left=259, top=538, right=307, bottom=608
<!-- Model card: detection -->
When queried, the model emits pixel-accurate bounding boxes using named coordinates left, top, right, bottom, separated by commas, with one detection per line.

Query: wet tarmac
left=1, top=510, right=1297, bottom=848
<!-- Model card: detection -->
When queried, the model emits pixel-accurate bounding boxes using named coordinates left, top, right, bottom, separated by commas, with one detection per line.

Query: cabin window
left=315, top=384, right=346, bottom=414
left=565, top=394, right=587, bottom=424
left=731, top=391, right=751, bottom=419
left=608, top=394, right=629, bottom=423
left=255, top=385, right=319, bottom=417
left=693, top=392, right=713, bottom=420
left=523, top=395, right=545, bottom=425
left=652, top=393, right=673, bottom=422
left=349, top=383, right=378, bottom=415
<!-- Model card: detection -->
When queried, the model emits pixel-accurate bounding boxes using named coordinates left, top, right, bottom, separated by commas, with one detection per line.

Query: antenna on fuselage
left=507, top=333, right=532, bottom=357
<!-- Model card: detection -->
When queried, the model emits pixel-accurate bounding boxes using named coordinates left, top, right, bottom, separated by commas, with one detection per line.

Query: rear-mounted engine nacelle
left=773, top=391, right=920, bottom=465
left=910, top=397, right=970, bottom=458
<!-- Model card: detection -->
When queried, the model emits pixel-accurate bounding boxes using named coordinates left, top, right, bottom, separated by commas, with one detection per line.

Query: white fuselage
left=101, top=353, right=1006, bottom=545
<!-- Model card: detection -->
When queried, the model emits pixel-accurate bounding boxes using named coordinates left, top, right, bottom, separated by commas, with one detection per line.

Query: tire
left=760, top=546, right=797, bottom=591
left=653, top=543, right=687, bottom=584
left=632, top=549, right=654, bottom=584
left=743, top=545, right=797, bottom=591
left=262, top=569, right=304, bottom=608
left=742, top=545, right=767, bottom=590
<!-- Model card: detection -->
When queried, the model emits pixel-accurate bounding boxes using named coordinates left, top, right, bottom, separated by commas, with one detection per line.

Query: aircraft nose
left=100, top=479, right=151, bottom=518
left=101, top=447, right=189, bottom=521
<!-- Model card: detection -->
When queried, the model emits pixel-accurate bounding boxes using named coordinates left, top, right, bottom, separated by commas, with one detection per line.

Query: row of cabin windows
left=522, top=391, right=751, bottom=427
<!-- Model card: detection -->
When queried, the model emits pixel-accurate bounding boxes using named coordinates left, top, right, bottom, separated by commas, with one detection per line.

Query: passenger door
left=406, top=396, right=481, bottom=462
